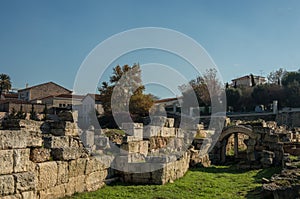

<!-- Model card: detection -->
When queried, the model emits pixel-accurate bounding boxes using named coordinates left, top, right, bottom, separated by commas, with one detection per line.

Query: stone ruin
left=0, top=119, right=109, bottom=199
left=0, top=116, right=212, bottom=199
left=1, top=116, right=300, bottom=199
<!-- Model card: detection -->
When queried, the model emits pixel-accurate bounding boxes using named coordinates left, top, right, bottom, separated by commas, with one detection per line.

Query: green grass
left=65, top=166, right=281, bottom=199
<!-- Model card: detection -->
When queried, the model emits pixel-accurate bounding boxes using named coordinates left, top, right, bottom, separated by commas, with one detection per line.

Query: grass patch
left=64, top=166, right=281, bottom=199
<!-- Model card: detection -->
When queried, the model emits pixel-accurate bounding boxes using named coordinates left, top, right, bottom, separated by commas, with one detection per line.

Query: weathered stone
left=81, top=130, right=94, bottom=148
left=85, top=170, right=107, bottom=191
left=57, top=161, right=69, bottom=185
left=0, top=131, right=27, bottom=149
left=21, top=191, right=36, bottom=199
left=143, top=126, right=159, bottom=138
left=43, top=136, right=70, bottom=148
left=14, top=172, right=36, bottom=192
left=69, top=158, right=86, bottom=178
left=37, top=162, right=58, bottom=190
left=161, top=127, right=175, bottom=137
left=27, top=131, right=43, bottom=147
left=122, top=123, right=143, bottom=138
left=151, top=116, right=167, bottom=127
left=51, top=147, right=85, bottom=161
left=0, top=175, right=15, bottom=195
left=0, top=194, right=22, bottom=199
left=139, top=141, right=149, bottom=156
left=120, top=141, right=140, bottom=155
left=85, top=157, right=106, bottom=174
left=66, top=175, right=86, bottom=195
left=123, top=136, right=142, bottom=142
left=30, top=148, right=50, bottom=163
left=38, top=184, right=65, bottom=199
left=13, top=149, right=31, bottom=173
left=165, top=118, right=175, bottom=128
left=94, top=136, right=109, bottom=150
left=0, top=150, right=14, bottom=175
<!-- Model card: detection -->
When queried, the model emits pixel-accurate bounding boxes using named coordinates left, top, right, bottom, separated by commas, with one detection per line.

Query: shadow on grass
left=189, top=164, right=250, bottom=174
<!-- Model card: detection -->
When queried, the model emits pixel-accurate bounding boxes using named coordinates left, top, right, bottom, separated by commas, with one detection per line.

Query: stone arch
left=215, top=125, right=258, bottom=163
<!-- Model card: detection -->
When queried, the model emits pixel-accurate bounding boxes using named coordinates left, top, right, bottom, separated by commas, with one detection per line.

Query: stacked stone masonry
left=0, top=120, right=109, bottom=199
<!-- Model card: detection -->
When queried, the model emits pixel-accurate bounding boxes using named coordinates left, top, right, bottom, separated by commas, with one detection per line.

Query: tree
left=281, top=71, right=300, bottom=86
left=98, top=64, right=154, bottom=126
left=267, top=68, right=286, bottom=85
left=0, top=74, right=12, bottom=97
left=226, top=88, right=241, bottom=111
left=179, top=68, right=223, bottom=115
left=250, top=74, right=256, bottom=87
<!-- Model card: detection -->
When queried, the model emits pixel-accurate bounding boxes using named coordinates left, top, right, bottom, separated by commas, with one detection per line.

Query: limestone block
left=27, top=131, right=43, bottom=147
left=123, top=136, right=142, bottom=142
left=151, top=116, right=167, bottom=127
left=66, top=175, right=86, bottom=195
left=120, top=141, right=140, bottom=155
left=14, top=172, right=36, bottom=192
left=65, top=122, right=79, bottom=136
left=143, top=126, right=159, bottom=138
left=57, top=161, right=69, bottom=185
left=70, top=137, right=82, bottom=148
left=51, top=147, right=85, bottom=161
left=0, top=194, right=22, bottom=199
left=0, top=131, right=26, bottom=149
left=128, top=153, right=146, bottom=163
left=30, top=148, right=50, bottom=163
left=21, top=191, right=36, bottom=199
left=38, top=184, right=65, bottom=199
left=175, top=128, right=184, bottom=138
left=85, top=170, right=107, bottom=192
left=37, top=162, right=58, bottom=190
left=94, top=136, right=109, bottom=150
left=139, top=141, right=149, bottom=156
left=85, top=157, right=106, bottom=174
left=43, top=136, right=70, bottom=148
left=0, top=175, right=15, bottom=195
left=0, top=150, right=13, bottom=175
left=69, top=158, right=87, bottom=178
left=81, top=130, right=94, bottom=148
left=122, top=123, right=143, bottom=138
left=13, top=149, right=31, bottom=173
left=165, top=118, right=175, bottom=128
left=161, top=127, right=175, bottom=137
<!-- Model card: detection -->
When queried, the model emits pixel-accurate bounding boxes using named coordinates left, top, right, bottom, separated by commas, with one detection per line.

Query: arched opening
left=225, top=133, right=249, bottom=162
left=217, top=126, right=257, bottom=164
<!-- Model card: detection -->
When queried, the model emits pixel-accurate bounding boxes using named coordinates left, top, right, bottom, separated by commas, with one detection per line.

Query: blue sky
left=1, top=0, right=300, bottom=98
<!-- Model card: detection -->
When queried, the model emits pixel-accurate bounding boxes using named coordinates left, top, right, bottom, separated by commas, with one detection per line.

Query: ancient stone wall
left=0, top=120, right=109, bottom=199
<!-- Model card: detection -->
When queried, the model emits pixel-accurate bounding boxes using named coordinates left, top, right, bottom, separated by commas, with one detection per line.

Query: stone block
left=43, top=136, right=70, bottom=148
left=264, top=134, right=279, bottom=143
left=57, top=161, right=69, bottom=185
left=69, top=158, right=86, bottom=178
left=81, top=130, right=94, bottom=148
left=51, top=147, right=84, bottom=161
left=37, top=161, right=58, bottom=190
left=30, top=148, right=50, bottom=163
left=85, top=170, right=107, bottom=192
left=165, top=118, right=174, bottom=128
left=175, top=128, right=184, bottom=138
left=143, top=126, right=159, bottom=138
left=123, top=136, right=142, bottom=142
left=85, top=157, right=106, bottom=174
left=66, top=175, right=86, bottom=195
left=139, top=141, right=149, bottom=156
left=38, top=184, right=65, bottom=199
left=94, top=136, right=109, bottom=150
left=70, top=137, right=83, bottom=148
left=0, top=130, right=26, bottom=149
left=0, top=150, right=14, bottom=175
left=122, top=123, right=143, bottom=138
left=0, top=175, right=15, bottom=195
left=27, top=131, right=43, bottom=147
left=151, top=116, right=167, bottom=127
left=0, top=194, right=22, bottom=199
left=128, top=153, right=146, bottom=163
left=120, top=141, right=140, bottom=155
left=113, top=156, right=129, bottom=171
left=13, top=149, right=31, bottom=173
left=161, top=127, right=175, bottom=137
left=14, top=172, right=36, bottom=192
left=65, top=122, right=79, bottom=136
left=21, top=191, right=36, bottom=199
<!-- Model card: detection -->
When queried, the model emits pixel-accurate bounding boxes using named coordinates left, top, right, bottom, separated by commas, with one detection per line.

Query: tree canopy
left=0, top=73, right=12, bottom=97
